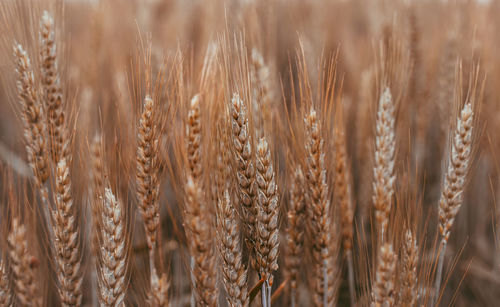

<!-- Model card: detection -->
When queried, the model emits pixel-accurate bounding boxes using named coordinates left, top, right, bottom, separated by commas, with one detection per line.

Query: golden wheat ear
left=0, top=260, right=12, bottom=306
left=371, top=243, right=397, bottom=307
left=216, top=189, right=249, bottom=307
left=399, top=230, right=418, bottom=307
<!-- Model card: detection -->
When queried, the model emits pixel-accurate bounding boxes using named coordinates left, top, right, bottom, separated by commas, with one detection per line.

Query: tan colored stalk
left=7, top=219, right=42, bottom=307
left=216, top=190, right=249, bottom=307
left=399, top=230, right=418, bottom=307
left=51, top=158, right=83, bottom=306
left=334, top=120, right=355, bottom=306
left=13, top=43, right=49, bottom=188
left=255, top=138, right=279, bottom=306
left=39, top=11, right=69, bottom=164
left=0, top=261, right=11, bottom=307
left=230, top=93, right=257, bottom=249
left=372, top=88, right=396, bottom=243
left=371, top=243, right=397, bottom=307
left=304, top=108, right=336, bottom=306
left=98, top=188, right=128, bottom=307
left=184, top=176, right=218, bottom=306
left=285, top=168, right=306, bottom=307
left=435, top=102, right=474, bottom=303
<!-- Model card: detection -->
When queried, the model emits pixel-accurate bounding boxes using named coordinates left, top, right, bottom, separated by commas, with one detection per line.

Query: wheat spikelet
left=230, top=93, right=257, bottom=248
left=285, top=168, right=306, bottom=307
left=184, top=176, right=218, bottom=306
left=136, top=95, right=160, bottom=251
left=0, top=261, right=11, bottom=307
left=304, top=108, right=335, bottom=306
left=371, top=243, right=397, bottom=307
left=13, top=43, right=49, bottom=187
left=98, top=187, right=128, bottom=307
left=39, top=11, right=69, bottom=164
left=372, top=88, right=396, bottom=242
left=187, top=94, right=202, bottom=181
left=255, top=137, right=279, bottom=305
left=7, top=218, right=42, bottom=307
left=149, top=269, right=170, bottom=307
left=399, top=230, right=418, bottom=307
left=51, top=158, right=83, bottom=306
left=216, top=190, right=249, bottom=307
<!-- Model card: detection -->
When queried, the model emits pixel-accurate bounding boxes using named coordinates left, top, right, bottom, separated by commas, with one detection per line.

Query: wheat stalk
left=285, top=168, right=306, bottom=307
left=435, top=102, right=474, bottom=303
left=39, top=11, right=69, bottom=164
left=216, top=190, right=249, bottom=307
left=372, top=87, right=396, bottom=243
left=51, top=158, right=83, bottom=306
left=184, top=176, right=218, bottom=306
left=371, top=243, right=397, bottom=307
left=304, top=108, right=336, bottom=306
left=98, top=187, right=128, bottom=307
left=255, top=137, right=279, bottom=307
left=7, top=218, right=42, bottom=307
left=0, top=261, right=11, bottom=307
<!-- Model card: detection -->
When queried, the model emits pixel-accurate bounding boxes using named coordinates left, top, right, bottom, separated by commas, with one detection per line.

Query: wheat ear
left=216, top=190, right=249, bottom=307
left=13, top=43, right=49, bottom=188
left=304, top=108, right=336, bottom=306
left=187, top=94, right=202, bottom=181
left=0, top=261, right=11, bottom=307
left=371, top=243, right=397, bottom=307
left=399, top=230, right=418, bottom=307
left=230, top=93, right=257, bottom=257
left=372, top=88, right=396, bottom=243
left=98, top=187, right=128, bottom=307
left=285, top=168, right=306, bottom=307
left=434, top=102, right=474, bottom=303
left=184, top=176, right=218, bottom=306
left=255, top=137, right=279, bottom=307
left=7, top=218, right=42, bottom=307
left=149, top=269, right=170, bottom=307
left=51, top=158, right=83, bottom=306
left=39, top=11, right=69, bottom=163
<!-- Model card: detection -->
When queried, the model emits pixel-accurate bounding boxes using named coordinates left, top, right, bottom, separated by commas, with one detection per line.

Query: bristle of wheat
left=371, top=243, right=397, bottom=307
left=216, top=190, right=249, bottom=307
left=51, top=158, right=83, bottom=306
left=13, top=43, right=49, bottom=187
left=7, top=219, right=42, bottom=307
left=184, top=176, right=218, bottom=306
left=98, top=187, right=128, bottom=307
left=372, top=87, right=396, bottom=242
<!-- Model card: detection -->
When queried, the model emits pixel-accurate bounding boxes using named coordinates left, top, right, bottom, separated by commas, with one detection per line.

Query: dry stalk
left=371, top=243, right=397, bottom=307
left=216, top=190, right=249, bottom=307
left=255, top=138, right=279, bottom=306
left=285, top=168, right=306, bottom=307
left=184, top=176, right=218, bottom=306
left=372, top=88, right=396, bottom=243
left=98, top=188, right=128, bottom=307
left=51, top=158, right=83, bottom=306
left=7, top=218, right=42, bottom=307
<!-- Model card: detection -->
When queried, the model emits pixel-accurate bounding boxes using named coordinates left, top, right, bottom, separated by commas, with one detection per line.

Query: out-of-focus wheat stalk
left=98, top=187, right=128, bottom=307
left=255, top=137, right=279, bottom=307
left=51, top=158, right=83, bottom=306
left=435, top=102, right=474, bottom=304
left=7, top=218, right=42, bottom=307
left=0, top=261, right=11, bottom=307
left=285, top=168, right=306, bottom=307
left=216, top=190, right=249, bottom=307
left=372, top=88, right=396, bottom=243
left=184, top=176, right=218, bottom=306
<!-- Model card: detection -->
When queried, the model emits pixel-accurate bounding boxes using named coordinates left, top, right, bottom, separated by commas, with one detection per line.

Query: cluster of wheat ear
left=1, top=0, right=498, bottom=306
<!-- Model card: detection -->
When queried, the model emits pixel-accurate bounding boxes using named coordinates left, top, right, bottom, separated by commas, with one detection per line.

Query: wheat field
left=0, top=0, right=499, bottom=306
